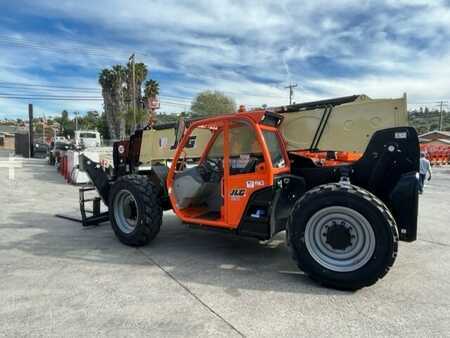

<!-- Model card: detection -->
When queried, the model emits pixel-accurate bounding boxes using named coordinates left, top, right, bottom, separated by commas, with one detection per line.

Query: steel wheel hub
left=305, top=206, right=376, bottom=272
left=113, top=189, right=139, bottom=234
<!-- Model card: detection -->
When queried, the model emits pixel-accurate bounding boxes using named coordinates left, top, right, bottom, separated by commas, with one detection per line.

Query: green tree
left=77, top=111, right=100, bottom=130
left=97, top=112, right=110, bottom=140
left=191, top=90, right=236, bottom=116
left=98, top=65, right=128, bottom=139
left=61, top=110, right=69, bottom=121
left=125, top=62, right=148, bottom=133
left=155, top=112, right=179, bottom=125
left=54, top=110, right=75, bottom=138
left=144, top=79, right=159, bottom=99
left=100, top=61, right=156, bottom=138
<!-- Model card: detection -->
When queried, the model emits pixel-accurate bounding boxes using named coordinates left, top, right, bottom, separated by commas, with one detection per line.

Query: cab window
left=262, top=130, right=286, bottom=168
left=229, top=122, right=264, bottom=175
left=207, top=131, right=224, bottom=159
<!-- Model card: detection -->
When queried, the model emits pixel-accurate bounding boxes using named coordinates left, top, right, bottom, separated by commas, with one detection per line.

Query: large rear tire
left=286, top=183, right=398, bottom=290
left=109, top=174, right=162, bottom=246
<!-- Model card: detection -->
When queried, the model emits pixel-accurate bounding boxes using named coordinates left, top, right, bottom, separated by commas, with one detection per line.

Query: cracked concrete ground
left=1, top=153, right=450, bottom=337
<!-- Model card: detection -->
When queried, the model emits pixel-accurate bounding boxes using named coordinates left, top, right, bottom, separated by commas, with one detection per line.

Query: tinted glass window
left=207, top=131, right=224, bottom=159
left=262, top=131, right=286, bottom=168
left=228, top=122, right=264, bottom=175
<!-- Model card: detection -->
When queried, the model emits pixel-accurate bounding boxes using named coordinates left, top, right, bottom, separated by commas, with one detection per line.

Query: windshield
left=262, top=130, right=286, bottom=168
left=79, top=133, right=97, bottom=138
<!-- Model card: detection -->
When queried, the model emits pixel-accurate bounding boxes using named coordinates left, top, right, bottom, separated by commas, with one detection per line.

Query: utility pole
left=129, top=53, right=137, bottom=131
left=437, top=100, right=448, bottom=131
left=285, top=82, right=298, bottom=105
left=42, top=114, right=46, bottom=143
left=74, top=112, right=79, bottom=131
left=28, top=103, right=33, bottom=158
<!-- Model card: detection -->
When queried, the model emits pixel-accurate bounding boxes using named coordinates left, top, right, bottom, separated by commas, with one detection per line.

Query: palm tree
left=99, top=69, right=118, bottom=139
left=125, top=62, right=148, bottom=132
left=144, top=79, right=159, bottom=98
left=99, top=66, right=128, bottom=139
left=99, top=62, right=159, bottom=137
left=144, top=79, right=160, bottom=127
left=126, top=62, right=147, bottom=103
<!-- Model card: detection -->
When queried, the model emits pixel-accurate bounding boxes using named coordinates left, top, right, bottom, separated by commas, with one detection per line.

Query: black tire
left=287, top=183, right=398, bottom=290
left=109, top=174, right=162, bottom=247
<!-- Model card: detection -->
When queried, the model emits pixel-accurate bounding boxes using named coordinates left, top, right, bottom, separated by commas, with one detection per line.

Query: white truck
left=75, top=130, right=101, bottom=148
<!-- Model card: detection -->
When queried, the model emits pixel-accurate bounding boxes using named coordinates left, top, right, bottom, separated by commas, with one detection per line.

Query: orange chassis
left=81, top=106, right=420, bottom=290
left=166, top=110, right=361, bottom=231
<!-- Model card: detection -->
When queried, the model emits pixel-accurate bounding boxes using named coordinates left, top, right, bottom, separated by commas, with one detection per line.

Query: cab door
left=224, top=120, right=272, bottom=227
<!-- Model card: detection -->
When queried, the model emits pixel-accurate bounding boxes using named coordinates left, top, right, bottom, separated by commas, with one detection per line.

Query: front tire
left=109, top=174, right=162, bottom=246
left=287, top=183, right=398, bottom=290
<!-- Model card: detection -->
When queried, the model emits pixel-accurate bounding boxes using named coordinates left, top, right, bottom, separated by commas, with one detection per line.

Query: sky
left=0, top=0, right=449, bottom=119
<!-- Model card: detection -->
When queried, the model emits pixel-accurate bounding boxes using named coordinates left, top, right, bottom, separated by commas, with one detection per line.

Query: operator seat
left=173, top=160, right=223, bottom=212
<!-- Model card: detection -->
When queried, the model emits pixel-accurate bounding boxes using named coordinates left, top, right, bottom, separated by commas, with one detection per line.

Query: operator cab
left=170, top=120, right=224, bottom=221
left=168, top=112, right=289, bottom=228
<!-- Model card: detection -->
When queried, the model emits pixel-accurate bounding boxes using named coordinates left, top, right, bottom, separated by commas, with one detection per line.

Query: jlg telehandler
left=81, top=95, right=419, bottom=290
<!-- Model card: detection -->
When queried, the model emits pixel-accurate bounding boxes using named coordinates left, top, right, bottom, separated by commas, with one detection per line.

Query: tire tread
left=109, top=174, right=162, bottom=247
left=287, top=182, right=398, bottom=290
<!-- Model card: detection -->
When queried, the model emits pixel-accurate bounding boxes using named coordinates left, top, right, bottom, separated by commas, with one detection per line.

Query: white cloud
left=0, top=0, right=449, bottom=117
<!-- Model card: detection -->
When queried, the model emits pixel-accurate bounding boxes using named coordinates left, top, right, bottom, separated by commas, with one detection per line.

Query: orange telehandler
left=80, top=95, right=420, bottom=290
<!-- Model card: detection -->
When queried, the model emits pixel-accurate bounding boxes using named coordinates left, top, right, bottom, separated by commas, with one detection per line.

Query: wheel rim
left=304, top=206, right=376, bottom=272
left=113, top=189, right=139, bottom=234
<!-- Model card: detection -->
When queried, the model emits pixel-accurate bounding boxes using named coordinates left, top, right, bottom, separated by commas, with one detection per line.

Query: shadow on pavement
left=18, top=161, right=69, bottom=185
left=2, top=211, right=352, bottom=296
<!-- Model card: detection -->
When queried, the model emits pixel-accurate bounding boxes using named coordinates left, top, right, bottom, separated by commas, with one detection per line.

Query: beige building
left=0, top=126, right=19, bottom=151
left=0, top=132, right=15, bottom=150
left=419, top=131, right=450, bottom=147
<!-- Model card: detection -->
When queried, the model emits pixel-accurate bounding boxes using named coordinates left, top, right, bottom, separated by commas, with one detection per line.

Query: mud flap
left=351, top=127, right=420, bottom=242
left=389, top=172, right=419, bottom=241
left=270, top=175, right=306, bottom=237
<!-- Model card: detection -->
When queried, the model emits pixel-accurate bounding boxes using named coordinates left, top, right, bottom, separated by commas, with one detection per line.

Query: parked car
left=34, top=143, right=50, bottom=159
left=48, top=141, right=73, bottom=165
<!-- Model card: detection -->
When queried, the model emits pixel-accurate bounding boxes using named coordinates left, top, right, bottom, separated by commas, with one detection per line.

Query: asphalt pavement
left=1, top=157, right=449, bottom=337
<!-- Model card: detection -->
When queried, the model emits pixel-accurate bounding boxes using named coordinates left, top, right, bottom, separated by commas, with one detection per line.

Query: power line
left=0, top=84, right=193, bottom=104
left=0, top=95, right=103, bottom=101
left=0, top=81, right=100, bottom=91
left=0, top=81, right=196, bottom=101
left=0, top=81, right=193, bottom=101
left=0, top=36, right=129, bottom=59
left=0, top=36, right=286, bottom=100
left=409, top=100, right=450, bottom=104
left=0, top=93, right=192, bottom=106
left=0, top=79, right=285, bottom=101
left=217, top=88, right=285, bottom=100
left=0, top=82, right=278, bottom=103
left=0, top=94, right=191, bottom=109
left=435, top=100, right=449, bottom=131
left=0, top=86, right=100, bottom=96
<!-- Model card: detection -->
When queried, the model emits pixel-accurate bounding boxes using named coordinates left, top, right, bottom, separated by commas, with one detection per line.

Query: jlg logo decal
left=230, top=189, right=246, bottom=200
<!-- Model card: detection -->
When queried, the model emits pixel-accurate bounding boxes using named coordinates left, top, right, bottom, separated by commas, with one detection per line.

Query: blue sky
left=0, top=0, right=449, bottom=118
